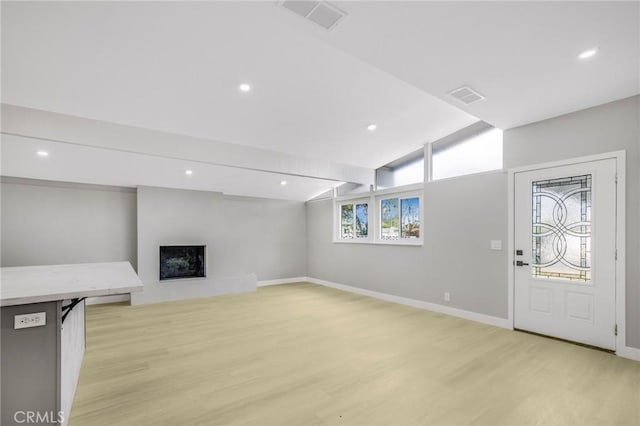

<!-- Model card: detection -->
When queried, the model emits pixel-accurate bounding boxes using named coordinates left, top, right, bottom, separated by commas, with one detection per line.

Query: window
left=393, top=159, right=424, bottom=187
left=431, top=123, right=502, bottom=181
left=336, top=147, right=424, bottom=245
left=339, top=202, right=369, bottom=239
left=336, top=189, right=422, bottom=245
left=380, top=198, right=399, bottom=239
left=376, top=148, right=424, bottom=189
left=380, top=196, right=420, bottom=240
left=401, top=197, right=420, bottom=238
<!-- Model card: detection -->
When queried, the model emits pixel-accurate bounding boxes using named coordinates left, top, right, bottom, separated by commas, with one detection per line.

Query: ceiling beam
left=1, top=104, right=374, bottom=186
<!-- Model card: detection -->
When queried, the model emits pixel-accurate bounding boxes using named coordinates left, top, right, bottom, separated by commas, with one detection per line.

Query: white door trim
left=507, top=150, right=626, bottom=354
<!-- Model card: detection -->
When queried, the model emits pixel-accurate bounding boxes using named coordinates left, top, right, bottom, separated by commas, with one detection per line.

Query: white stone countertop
left=1, top=262, right=143, bottom=306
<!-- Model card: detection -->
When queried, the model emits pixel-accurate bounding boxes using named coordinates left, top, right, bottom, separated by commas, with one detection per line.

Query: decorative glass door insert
left=531, top=174, right=592, bottom=282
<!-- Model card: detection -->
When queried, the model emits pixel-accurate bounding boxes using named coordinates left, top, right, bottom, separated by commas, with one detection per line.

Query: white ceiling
left=1, top=134, right=341, bottom=202
left=2, top=1, right=638, bottom=200
left=1, top=1, right=476, bottom=170
left=322, top=1, right=640, bottom=130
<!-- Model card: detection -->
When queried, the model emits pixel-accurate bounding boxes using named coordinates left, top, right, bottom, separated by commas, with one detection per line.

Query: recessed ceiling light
left=578, top=47, right=598, bottom=60
left=280, top=180, right=287, bottom=186
left=239, top=83, right=251, bottom=93
left=36, top=150, right=49, bottom=157
left=185, top=170, right=193, bottom=176
left=367, top=124, right=377, bottom=131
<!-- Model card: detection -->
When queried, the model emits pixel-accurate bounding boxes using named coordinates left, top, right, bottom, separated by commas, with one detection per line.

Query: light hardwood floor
left=70, top=283, right=640, bottom=426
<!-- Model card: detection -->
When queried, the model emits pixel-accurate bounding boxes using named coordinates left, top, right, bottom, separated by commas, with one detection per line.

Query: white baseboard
left=85, top=294, right=130, bottom=305
left=617, top=345, right=640, bottom=362
left=257, top=277, right=308, bottom=287
left=306, top=277, right=511, bottom=329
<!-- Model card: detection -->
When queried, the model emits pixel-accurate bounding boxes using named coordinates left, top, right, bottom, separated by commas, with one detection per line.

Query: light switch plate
left=490, top=240, right=503, bottom=250
left=14, top=312, right=46, bottom=329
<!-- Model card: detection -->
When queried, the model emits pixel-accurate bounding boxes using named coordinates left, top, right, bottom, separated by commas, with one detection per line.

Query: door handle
left=516, top=260, right=529, bottom=266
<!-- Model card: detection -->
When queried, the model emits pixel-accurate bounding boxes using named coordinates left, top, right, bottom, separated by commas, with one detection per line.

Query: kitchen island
left=0, top=262, right=143, bottom=426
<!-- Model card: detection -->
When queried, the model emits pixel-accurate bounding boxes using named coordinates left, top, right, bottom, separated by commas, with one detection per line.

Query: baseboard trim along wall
left=305, top=277, right=512, bottom=330
left=304, top=277, right=640, bottom=361
left=616, top=345, right=640, bottom=362
left=257, top=277, right=308, bottom=287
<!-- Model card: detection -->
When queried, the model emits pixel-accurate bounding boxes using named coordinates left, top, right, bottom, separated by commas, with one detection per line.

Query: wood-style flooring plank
left=70, top=283, right=640, bottom=426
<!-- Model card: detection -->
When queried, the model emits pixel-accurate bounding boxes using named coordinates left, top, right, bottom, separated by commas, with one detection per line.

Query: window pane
left=432, top=128, right=502, bottom=180
left=532, top=175, right=591, bottom=282
left=355, top=203, right=368, bottom=238
left=375, top=148, right=424, bottom=190
left=391, top=159, right=424, bottom=187
left=340, top=204, right=354, bottom=239
left=380, top=198, right=399, bottom=240
left=401, top=197, right=420, bottom=238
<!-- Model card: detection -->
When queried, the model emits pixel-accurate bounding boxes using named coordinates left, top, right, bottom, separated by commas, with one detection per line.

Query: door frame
left=507, top=150, right=626, bottom=354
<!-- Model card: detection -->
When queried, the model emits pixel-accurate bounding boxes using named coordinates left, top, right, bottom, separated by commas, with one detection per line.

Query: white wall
left=222, top=195, right=307, bottom=280
left=1, top=179, right=307, bottom=305
left=307, top=171, right=508, bottom=318
left=132, top=186, right=307, bottom=304
left=0, top=178, right=137, bottom=268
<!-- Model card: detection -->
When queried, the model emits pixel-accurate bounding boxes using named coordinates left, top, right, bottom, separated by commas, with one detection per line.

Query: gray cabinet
left=1, top=300, right=85, bottom=426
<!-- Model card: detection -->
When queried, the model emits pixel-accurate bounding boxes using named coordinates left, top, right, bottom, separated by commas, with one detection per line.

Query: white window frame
left=335, top=198, right=372, bottom=243
left=333, top=183, right=423, bottom=246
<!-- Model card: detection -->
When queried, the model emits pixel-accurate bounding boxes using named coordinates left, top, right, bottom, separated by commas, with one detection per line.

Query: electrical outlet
left=444, top=292, right=451, bottom=302
left=490, top=240, right=502, bottom=250
left=14, top=312, right=46, bottom=329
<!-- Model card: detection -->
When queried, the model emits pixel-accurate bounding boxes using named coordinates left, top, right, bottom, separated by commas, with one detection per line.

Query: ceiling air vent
left=448, top=86, right=485, bottom=105
left=279, top=1, right=347, bottom=31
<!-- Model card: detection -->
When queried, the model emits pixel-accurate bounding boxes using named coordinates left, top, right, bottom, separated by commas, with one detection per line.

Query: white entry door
left=514, top=158, right=617, bottom=350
